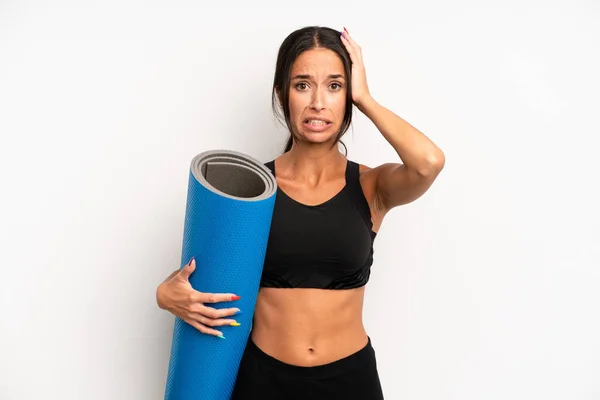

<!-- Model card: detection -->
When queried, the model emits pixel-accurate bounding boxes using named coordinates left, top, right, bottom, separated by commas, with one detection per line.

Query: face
left=286, top=48, right=347, bottom=144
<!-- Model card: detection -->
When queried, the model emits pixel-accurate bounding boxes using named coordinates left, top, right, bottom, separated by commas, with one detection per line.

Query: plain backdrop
left=1, top=1, right=599, bottom=399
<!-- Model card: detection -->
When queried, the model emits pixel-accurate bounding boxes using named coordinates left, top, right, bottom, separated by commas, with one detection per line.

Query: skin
left=157, top=28, right=445, bottom=367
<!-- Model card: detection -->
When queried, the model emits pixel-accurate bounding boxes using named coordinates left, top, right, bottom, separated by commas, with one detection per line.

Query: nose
left=310, top=87, right=326, bottom=111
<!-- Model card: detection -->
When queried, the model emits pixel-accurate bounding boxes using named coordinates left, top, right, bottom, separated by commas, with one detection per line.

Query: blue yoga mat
left=164, top=149, right=277, bottom=400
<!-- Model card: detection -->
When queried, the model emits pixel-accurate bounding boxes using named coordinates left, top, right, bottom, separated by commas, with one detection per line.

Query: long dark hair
left=272, top=26, right=352, bottom=155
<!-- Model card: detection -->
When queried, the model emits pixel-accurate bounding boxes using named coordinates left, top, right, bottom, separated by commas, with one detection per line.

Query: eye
left=330, top=82, right=343, bottom=90
left=295, top=82, right=309, bottom=91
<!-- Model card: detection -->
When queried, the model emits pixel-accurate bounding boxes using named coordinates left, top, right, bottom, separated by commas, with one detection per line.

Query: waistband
left=244, top=336, right=375, bottom=379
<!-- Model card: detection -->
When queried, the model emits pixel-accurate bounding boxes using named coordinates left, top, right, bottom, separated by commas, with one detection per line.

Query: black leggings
left=231, top=336, right=384, bottom=399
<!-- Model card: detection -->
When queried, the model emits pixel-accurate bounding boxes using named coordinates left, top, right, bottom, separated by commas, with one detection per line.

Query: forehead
left=291, top=48, right=345, bottom=76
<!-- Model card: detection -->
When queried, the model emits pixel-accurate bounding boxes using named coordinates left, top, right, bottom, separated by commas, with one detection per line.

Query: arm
left=357, top=96, right=445, bottom=211
left=341, top=28, right=445, bottom=213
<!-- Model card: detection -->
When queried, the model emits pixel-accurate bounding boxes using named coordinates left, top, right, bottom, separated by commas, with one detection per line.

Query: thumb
left=178, top=257, right=196, bottom=280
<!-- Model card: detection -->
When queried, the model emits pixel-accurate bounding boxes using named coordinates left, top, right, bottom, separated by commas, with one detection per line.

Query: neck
left=282, top=140, right=346, bottom=182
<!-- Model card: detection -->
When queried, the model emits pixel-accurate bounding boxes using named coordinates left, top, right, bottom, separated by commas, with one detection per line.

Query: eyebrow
left=291, top=74, right=345, bottom=80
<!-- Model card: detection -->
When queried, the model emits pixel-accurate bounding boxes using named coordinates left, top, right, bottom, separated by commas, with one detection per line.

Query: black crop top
left=260, top=158, right=377, bottom=289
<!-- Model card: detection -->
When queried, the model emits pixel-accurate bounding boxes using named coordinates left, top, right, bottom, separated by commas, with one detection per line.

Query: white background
left=1, top=1, right=599, bottom=399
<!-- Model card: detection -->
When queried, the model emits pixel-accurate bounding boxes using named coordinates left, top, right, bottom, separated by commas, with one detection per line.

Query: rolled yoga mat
left=164, top=149, right=277, bottom=400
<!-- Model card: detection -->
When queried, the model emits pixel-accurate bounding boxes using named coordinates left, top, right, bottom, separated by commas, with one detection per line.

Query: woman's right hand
left=156, top=257, right=241, bottom=338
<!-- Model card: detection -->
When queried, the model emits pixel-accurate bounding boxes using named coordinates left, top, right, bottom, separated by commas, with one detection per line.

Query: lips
left=304, top=118, right=331, bottom=124
left=303, top=118, right=333, bottom=132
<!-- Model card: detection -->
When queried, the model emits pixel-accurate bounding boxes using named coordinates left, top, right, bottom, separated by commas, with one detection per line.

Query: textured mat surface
left=164, top=150, right=276, bottom=400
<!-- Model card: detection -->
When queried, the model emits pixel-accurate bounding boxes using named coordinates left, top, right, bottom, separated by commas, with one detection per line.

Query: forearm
left=356, top=96, right=444, bottom=174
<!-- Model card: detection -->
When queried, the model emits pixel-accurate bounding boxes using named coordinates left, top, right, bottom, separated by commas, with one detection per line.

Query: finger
left=178, top=258, right=196, bottom=280
left=192, top=292, right=241, bottom=304
left=340, top=34, right=359, bottom=64
left=188, top=301, right=240, bottom=315
left=188, top=313, right=241, bottom=327
left=163, top=269, right=179, bottom=283
left=184, top=318, right=225, bottom=337
left=343, top=27, right=361, bottom=51
left=342, top=28, right=363, bottom=61
left=197, top=304, right=241, bottom=319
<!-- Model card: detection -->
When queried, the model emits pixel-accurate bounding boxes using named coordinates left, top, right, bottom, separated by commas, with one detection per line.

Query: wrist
left=355, top=94, right=377, bottom=114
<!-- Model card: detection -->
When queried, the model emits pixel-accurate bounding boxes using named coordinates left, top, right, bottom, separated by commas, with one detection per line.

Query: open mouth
left=303, top=118, right=333, bottom=132
left=304, top=118, right=331, bottom=125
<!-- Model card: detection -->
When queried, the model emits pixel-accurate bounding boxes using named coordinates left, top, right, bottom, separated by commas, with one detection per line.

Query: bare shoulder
left=358, top=156, right=444, bottom=222
left=357, top=161, right=398, bottom=199
left=357, top=162, right=393, bottom=233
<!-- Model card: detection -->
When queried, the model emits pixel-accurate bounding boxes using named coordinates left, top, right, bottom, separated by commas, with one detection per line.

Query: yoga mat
left=164, top=149, right=277, bottom=400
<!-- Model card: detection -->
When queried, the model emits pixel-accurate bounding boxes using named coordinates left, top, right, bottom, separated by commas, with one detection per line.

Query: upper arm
left=360, top=159, right=444, bottom=218
left=375, top=162, right=444, bottom=211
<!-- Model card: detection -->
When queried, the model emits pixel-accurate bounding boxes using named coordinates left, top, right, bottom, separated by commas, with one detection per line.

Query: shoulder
left=264, top=158, right=277, bottom=173
left=350, top=161, right=392, bottom=232
left=354, top=159, right=390, bottom=181
left=353, top=161, right=387, bottom=216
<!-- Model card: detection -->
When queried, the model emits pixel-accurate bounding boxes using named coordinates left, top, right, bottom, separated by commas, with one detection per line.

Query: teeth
left=306, top=119, right=327, bottom=125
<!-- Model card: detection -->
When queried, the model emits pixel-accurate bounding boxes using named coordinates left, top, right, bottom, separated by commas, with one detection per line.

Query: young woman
left=156, top=25, right=445, bottom=399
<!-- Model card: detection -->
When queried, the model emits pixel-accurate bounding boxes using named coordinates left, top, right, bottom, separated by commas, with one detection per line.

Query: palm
left=340, top=28, right=370, bottom=105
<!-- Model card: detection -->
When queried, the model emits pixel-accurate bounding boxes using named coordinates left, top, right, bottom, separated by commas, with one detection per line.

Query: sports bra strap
left=344, top=160, right=374, bottom=233
left=265, top=159, right=354, bottom=181
left=264, top=160, right=275, bottom=175
left=345, top=159, right=359, bottom=187
left=264, top=159, right=373, bottom=234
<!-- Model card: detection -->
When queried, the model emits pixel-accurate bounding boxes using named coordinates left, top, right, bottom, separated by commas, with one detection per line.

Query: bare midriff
left=250, top=286, right=368, bottom=367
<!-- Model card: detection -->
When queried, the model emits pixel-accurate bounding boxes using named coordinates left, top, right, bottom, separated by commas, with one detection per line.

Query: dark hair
left=272, top=26, right=352, bottom=155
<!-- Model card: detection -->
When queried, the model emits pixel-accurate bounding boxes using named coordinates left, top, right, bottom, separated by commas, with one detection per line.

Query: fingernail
left=231, top=295, right=241, bottom=301
left=217, top=334, right=226, bottom=339
left=234, top=309, right=242, bottom=315
left=344, top=26, right=348, bottom=33
left=188, top=257, right=194, bottom=265
left=230, top=322, right=241, bottom=327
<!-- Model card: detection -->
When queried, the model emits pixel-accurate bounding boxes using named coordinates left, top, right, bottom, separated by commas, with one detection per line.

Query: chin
left=295, top=125, right=339, bottom=143
left=303, top=132, right=338, bottom=144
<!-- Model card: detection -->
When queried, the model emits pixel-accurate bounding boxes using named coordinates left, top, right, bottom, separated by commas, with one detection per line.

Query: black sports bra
left=260, top=158, right=377, bottom=289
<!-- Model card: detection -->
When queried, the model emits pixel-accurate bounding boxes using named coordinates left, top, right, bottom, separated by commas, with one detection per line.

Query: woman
left=156, top=26, right=445, bottom=399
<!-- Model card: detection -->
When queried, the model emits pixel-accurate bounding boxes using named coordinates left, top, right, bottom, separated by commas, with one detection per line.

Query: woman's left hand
left=340, top=27, right=372, bottom=107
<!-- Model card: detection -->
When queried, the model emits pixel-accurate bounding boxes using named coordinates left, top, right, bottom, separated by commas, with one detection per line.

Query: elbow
left=418, top=150, right=445, bottom=177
